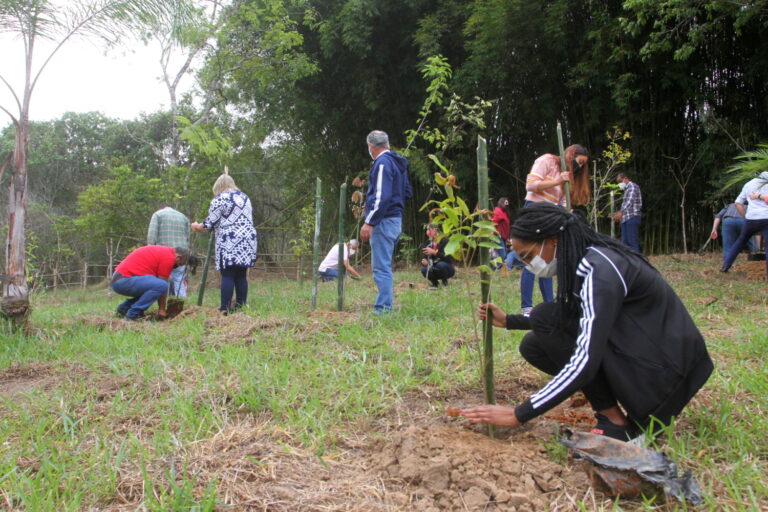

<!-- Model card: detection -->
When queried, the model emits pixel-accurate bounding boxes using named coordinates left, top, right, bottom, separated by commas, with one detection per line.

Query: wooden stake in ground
left=337, top=183, right=347, bottom=312
left=197, top=231, right=215, bottom=306
left=557, top=121, right=571, bottom=211
left=477, top=135, right=495, bottom=438
left=311, top=178, right=322, bottom=311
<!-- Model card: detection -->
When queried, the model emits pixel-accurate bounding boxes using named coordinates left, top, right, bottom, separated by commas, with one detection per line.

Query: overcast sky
left=0, top=34, right=196, bottom=124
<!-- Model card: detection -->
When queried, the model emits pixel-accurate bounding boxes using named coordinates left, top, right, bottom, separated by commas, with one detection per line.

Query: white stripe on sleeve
left=365, top=163, right=385, bottom=224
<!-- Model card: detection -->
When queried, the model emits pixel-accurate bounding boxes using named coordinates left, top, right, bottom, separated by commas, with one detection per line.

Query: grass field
left=0, top=253, right=765, bottom=511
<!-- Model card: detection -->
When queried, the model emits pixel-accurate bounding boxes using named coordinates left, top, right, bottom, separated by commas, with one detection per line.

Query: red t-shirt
left=115, top=245, right=175, bottom=279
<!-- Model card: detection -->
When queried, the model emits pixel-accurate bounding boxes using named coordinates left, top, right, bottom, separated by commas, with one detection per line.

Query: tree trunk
left=2, top=120, right=31, bottom=323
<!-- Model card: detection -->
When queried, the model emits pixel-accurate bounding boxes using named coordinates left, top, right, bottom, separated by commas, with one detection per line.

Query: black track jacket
left=514, top=246, right=714, bottom=427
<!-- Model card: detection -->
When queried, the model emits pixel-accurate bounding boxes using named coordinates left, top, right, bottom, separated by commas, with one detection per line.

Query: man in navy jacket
left=359, top=130, right=412, bottom=314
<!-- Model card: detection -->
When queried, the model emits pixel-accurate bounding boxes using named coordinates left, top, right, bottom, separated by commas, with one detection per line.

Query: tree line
left=2, top=0, right=767, bottom=312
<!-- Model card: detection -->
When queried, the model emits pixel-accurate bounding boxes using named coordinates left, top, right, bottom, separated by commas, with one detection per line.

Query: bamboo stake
left=311, top=178, right=322, bottom=310
left=337, top=182, right=347, bottom=312
left=477, top=135, right=495, bottom=438
left=556, top=121, right=571, bottom=211
left=196, top=231, right=215, bottom=306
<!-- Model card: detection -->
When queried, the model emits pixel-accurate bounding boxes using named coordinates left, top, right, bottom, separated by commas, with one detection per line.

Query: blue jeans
left=620, top=216, right=641, bottom=252
left=505, top=250, right=525, bottom=269
left=520, top=269, right=554, bottom=309
left=111, top=275, right=168, bottom=319
left=169, top=265, right=186, bottom=297
left=519, top=200, right=553, bottom=309
left=493, top=235, right=509, bottom=270
left=319, top=268, right=339, bottom=281
left=721, top=217, right=757, bottom=265
left=722, top=218, right=768, bottom=273
left=370, top=216, right=401, bottom=312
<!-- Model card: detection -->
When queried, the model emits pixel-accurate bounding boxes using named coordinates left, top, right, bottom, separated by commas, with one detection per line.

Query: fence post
left=311, top=178, right=322, bottom=311
left=82, top=262, right=88, bottom=288
left=337, top=182, right=347, bottom=312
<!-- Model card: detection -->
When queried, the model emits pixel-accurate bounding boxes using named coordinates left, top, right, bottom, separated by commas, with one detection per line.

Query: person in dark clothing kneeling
left=419, top=225, right=455, bottom=290
left=461, top=202, right=713, bottom=442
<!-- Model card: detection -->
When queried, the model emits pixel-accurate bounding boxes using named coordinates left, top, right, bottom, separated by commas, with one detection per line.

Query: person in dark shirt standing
left=613, top=172, right=642, bottom=252
left=359, top=130, right=412, bottom=314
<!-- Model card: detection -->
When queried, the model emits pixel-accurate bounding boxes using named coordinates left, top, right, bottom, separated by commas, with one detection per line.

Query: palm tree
left=0, top=0, right=191, bottom=325
left=724, top=144, right=768, bottom=189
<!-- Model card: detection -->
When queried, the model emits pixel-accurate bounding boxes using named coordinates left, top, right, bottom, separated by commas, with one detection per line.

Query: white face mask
left=524, top=243, right=558, bottom=278
left=618, top=181, right=627, bottom=190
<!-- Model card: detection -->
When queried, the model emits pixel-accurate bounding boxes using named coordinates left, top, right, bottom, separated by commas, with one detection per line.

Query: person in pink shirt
left=518, top=144, right=590, bottom=315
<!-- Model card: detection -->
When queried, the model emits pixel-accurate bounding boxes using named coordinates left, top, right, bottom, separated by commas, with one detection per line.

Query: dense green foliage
left=2, top=0, right=768, bottom=287
left=202, top=0, right=768, bottom=251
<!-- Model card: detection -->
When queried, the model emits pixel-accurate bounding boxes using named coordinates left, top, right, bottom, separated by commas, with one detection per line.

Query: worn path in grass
left=0, top=253, right=765, bottom=510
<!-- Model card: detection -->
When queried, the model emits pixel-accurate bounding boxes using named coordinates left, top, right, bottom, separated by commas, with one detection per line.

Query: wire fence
left=26, top=252, right=337, bottom=293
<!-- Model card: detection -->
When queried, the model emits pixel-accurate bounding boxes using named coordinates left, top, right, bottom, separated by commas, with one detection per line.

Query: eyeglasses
left=516, top=244, right=540, bottom=264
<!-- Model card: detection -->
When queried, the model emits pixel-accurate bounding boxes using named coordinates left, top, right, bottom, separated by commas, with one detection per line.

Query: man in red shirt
left=111, top=246, right=190, bottom=320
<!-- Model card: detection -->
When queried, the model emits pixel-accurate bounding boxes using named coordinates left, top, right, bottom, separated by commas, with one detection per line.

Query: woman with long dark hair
left=518, top=144, right=590, bottom=315
left=461, top=203, right=713, bottom=441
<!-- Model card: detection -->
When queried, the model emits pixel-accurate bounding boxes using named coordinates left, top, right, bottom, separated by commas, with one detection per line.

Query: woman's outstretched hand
left=459, top=405, right=520, bottom=427
left=477, top=302, right=507, bottom=328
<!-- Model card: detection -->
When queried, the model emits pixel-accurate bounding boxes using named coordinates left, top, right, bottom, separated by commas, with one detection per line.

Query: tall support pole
left=197, top=231, right=215, bottom=306
left=337, top=183, right=347, bottom=312
left=610, top=191, right=616, bottom=240
left=557, top=121, right=571, bottom=211
left=477, top=135, right=495, bottom=438
left=310, top=178, right=322, bottom=311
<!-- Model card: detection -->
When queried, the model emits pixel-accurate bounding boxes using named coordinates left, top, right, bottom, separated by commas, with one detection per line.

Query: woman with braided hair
left=460, top=202, right=713, bottom=441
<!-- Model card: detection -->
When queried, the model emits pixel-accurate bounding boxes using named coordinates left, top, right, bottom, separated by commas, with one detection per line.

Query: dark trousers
left=722, top=217, right=768, bottom=274
left=420, top=261, right=455, bottom=286
left=519, top=303, right=617, bottom=412
left=220, top=265, right=248, bottom=311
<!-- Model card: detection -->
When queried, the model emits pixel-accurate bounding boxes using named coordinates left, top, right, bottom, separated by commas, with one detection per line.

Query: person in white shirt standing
left=721, top=171, right=768, bottom=277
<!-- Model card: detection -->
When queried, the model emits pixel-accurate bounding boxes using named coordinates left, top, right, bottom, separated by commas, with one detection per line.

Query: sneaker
left=719, top=267, right=728, bottom=273
left=522, top=307, right=533, bottom=317
left=115, top=308, right=128, bottom=317
left=428, top=285, right=438, bottom=290
left=124, top=312, right=145, bottom=321
left=589, top=413, right=638, bottom=442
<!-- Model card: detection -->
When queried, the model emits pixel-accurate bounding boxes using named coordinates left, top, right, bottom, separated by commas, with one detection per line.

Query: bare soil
left=0, top=360, right=627, bottom=511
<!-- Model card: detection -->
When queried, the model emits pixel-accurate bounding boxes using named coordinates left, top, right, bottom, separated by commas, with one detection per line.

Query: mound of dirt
left=732, top=260, right=767, bottom=280
left=370, top=424, right=561, bottom=511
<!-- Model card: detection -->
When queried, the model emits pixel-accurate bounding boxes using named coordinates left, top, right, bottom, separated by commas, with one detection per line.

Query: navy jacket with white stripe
left=364, top=150, right=412, bottom=226
left=514, top=246, right=713, bottom=428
